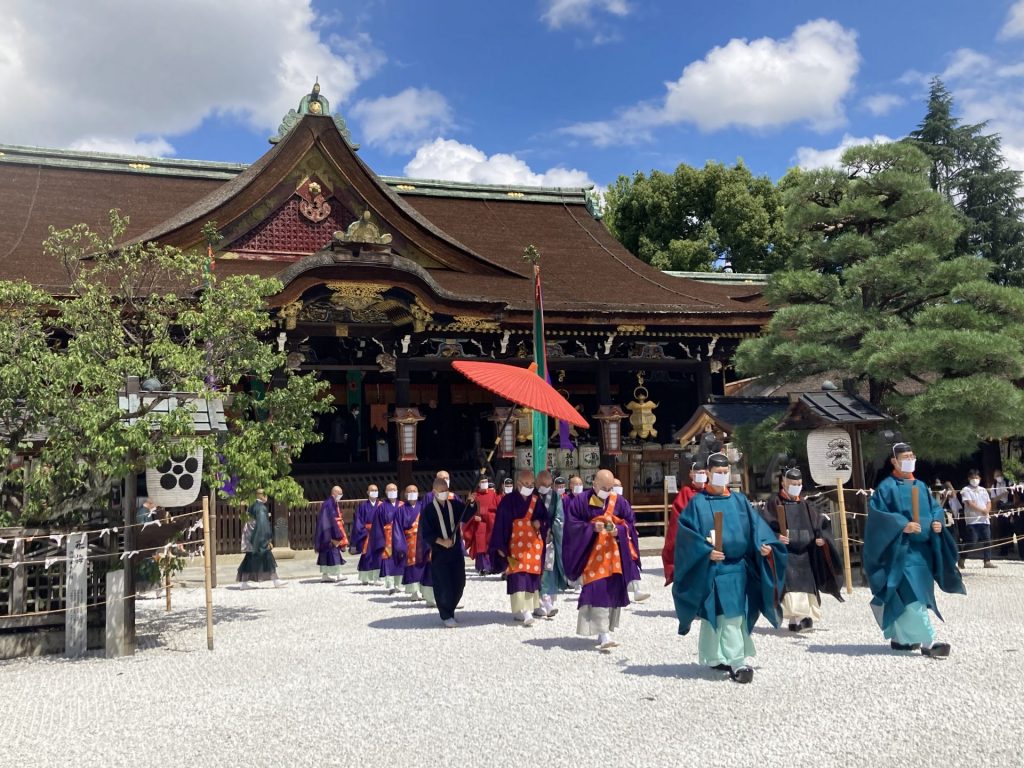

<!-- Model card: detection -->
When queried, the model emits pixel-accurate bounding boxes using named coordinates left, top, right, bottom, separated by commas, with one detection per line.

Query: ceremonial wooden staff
left=836, top=476, right=854, bottom=595
left=714, top=511, right=724, bottom=553
left=911, top=485, right=920, bottom=526
left=775, top=502, right=788, bottom=539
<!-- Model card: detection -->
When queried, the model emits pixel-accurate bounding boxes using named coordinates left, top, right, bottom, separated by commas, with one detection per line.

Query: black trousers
left=965, top=523, right=992, bottom=562
left=431, top=543, right=466, bottom=621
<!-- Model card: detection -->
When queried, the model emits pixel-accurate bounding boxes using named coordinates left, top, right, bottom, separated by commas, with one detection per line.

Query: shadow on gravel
left=137, top=605, right=267, bottom=650
left=805, top=643, right=895, bottom=656
left=631, top=609, right=677, bottom=619
left=367, top=610, right=509, bottom=631
left=522, top=636, right=597, bottom=652
left=621, top=663, right=725, bottom=681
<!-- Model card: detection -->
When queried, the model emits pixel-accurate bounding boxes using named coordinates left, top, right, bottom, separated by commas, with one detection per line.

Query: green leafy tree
left=907, top=78, right=1024, bottom=285
left=0, top=211, right=331, bottom=525
left=603, top=160, right=790, bottom=273
left=735, top=143, right=1024, bottom=461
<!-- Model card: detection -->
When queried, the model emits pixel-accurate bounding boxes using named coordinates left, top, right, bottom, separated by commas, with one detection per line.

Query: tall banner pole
left=526, top=246, right=548, bottom=472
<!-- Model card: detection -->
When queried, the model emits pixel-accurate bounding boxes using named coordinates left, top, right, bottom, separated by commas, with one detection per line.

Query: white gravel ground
left=2, top=557, right=1022, bottom=768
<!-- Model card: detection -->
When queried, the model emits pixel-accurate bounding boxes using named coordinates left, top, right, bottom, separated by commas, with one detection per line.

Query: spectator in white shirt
left=960, top=469, right=996, bottom=569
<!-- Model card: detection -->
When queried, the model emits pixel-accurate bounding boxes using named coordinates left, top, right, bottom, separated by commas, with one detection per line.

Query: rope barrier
left=0, top=580, right=202, bottom=621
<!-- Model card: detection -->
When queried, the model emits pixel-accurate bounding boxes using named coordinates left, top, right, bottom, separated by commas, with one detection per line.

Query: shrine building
left=0, top=84, right=771, bottom=506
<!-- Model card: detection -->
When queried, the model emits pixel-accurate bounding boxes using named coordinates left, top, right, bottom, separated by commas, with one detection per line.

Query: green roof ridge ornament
left=584, top=186, right=603, bottom=220
left=270, top=78, right=359, bottom=149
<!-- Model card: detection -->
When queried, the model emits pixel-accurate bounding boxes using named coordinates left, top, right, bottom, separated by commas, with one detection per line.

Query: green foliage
left=907, top=78, right=1024, bottom=285
left=732, top=417, right=805, bottom=471
left=0, top=211, right=331, bottom=525
left=736, top=142, right=1024, bottom=462
left=603, top=160, right=791, bottom=272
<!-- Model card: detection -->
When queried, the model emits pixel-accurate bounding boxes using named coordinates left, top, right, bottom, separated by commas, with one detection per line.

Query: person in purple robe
left=399, top=485, right=427, bottom=601
left=350, top=484, right=383, bottom=585
left=374, top=482, right=409, bottom=594
left=613, top=476, right=650, bottom=603
left=563, top=469, right=639, bottom=651
left=313, top=485, right=347, bottom=583
left=489, top=470, right=550, bottom=626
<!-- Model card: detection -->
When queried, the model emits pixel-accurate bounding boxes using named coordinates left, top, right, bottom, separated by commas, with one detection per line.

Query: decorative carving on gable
left=231, top=197, right=354, bottom=258
left=292, top=282, right=432, bottom=328
left=334, top=210, right=393, bottom=245
left=298, top=178, right=332, bottom=223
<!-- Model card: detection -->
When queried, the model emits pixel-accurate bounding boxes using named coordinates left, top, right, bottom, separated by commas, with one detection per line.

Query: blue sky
left=4, top=1, right=1024, bottom=189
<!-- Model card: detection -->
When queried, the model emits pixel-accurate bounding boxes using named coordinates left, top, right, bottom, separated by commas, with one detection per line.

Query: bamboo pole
left=164, top=508, right=172, bottom=612
left=836, top=476, right=854, bottom=595
left=202, top=495, right=214, bottom=651
left=663, top=479, right=669, bottom=536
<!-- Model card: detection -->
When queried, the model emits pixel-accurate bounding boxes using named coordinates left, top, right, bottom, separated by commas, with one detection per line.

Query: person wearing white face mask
left=419, top=478, right=477, bottom=627
left=563, top=469, right=641, bottom=651
left=567, top=475, right=585, bottom=499
left=960, top=469, right=995, bottom=569
left=663, top=460, right=708, bottom=586
left=314, top=485, right=348, bottom=583
left=864, top=442, right=965, bottom=659
left=613, top=476, right=650, bottom=604
left=762, top=467, right=843, bottom=633
left=351, top=484, right=384, bottom=585
left=464, top=475, right=498, bottom=576
left=489, top=470, right=549, bottom=626
left=672, top=453, right=788, bottom=684
left=536, top=470, right=567, bottom=619
left=399, top=485, right=428, bottom=601
left=373, top=483, right=409, bottom=594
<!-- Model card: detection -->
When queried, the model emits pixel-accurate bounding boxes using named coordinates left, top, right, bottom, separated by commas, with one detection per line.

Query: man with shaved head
left=419, top=477, right=477, bottom=627
left=313, top=485, right=347, bottom=583
left=490, top=469, right=549, bottom=625
left=373, top=482, right=408, bottom=595
left=563, top=469, right=641, bottom=651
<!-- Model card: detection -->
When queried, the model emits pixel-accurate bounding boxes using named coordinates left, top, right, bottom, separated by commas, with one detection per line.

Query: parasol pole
left=525, top=245, right=549, bottom=472
left=480, top=407, right=517, bottom=481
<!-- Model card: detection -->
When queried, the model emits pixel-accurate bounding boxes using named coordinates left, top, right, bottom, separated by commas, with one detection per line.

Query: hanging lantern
left=593, top=405, right=628, bottom=456
left=390, top=407, right=425, bottom=462
left=515, top=406, right=533, bottom=443
left=626, top=373, right=658, bottom=439
left=489, top=407, right=518, bottom=458
left=147, top=447, right=204, bottom=508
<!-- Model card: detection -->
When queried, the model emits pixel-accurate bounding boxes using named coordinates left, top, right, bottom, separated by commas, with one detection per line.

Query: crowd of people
left=234, top=440, right=970, bottom=684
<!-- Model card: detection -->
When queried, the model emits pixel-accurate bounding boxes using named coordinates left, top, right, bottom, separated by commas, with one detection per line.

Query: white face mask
left=386, top=490, right=398, bottom=500
left=538, top=485, right=551, bottom=495
left=556, top=488, right=565, bottom=496
left=969, top=479, right=980, bottom=487
left=479, top=482, right=489, bottom=491
left=368, top=491, right=379, bottom=500
left=693, top=472, right=708, bottom=485
left=519, top=486, right=534, bottom=497
left=709, top=471, right=730, bottom=488
left=334, top=494, right=343, bottom=502
left=503, top=484, right=514, bottom=494
left=786, top=484, right=803, bottom=498
left=612, top=485, right=623, bottom=496
left=407, top=492, right=418, bottom=502
left=899, top=458, right=916, bottom=473
left=572, top=484, right=584, bottom=494
left=596, top=488, right=611, bottom=500
left=435, top=491, right=449, bottom=502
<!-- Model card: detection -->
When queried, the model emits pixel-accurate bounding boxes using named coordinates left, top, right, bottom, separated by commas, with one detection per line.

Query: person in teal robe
left=672, top=452, right=787, bottom=684
left=538, top=472, right=568, bottom=618
left=864, top=442, right=965, bottom=658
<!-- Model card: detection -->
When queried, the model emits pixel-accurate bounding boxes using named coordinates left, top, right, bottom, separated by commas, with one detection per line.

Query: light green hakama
left=698, top=615, right=756, bottom=668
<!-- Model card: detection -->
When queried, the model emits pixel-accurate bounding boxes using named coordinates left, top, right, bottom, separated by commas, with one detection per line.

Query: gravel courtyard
left=2, top=557, right=1021, bottom=768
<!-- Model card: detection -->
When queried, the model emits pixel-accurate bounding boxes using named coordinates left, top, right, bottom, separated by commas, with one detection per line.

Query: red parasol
left=451, top=360, right=589, bottom=429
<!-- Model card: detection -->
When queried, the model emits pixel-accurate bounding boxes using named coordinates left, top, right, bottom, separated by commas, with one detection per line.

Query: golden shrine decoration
left=626, top=372, right=658, bottom=439
left=279, top=300, right=303, bottom=330
left=515, top=406, right=533, bottom=443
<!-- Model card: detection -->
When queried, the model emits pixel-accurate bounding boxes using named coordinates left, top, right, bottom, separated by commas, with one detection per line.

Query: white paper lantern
left=146, top=447, right=203, bottom=507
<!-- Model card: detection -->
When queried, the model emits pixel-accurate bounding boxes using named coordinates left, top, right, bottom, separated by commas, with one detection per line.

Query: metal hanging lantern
left=390, top=407, right=425, bottom=462
left=515, top=406, right=533, bottom=443
left=489, top=407, right=518, bottom=458
left=626, top=372, right=658, bottom=439
left=593, top=405, right=628, bottom=456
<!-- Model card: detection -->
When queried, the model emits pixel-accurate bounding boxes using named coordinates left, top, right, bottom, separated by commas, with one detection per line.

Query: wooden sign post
left=202, top=495, right=214, bottom=651
left=65, top=532, right=88, bottom=657
left=835, top=477, right=854, bottom=595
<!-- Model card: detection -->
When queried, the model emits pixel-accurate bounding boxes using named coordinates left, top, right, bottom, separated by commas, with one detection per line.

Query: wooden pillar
left=120, top=473, right=137, bottom=654
left=696, top=360, right=713, bottom=405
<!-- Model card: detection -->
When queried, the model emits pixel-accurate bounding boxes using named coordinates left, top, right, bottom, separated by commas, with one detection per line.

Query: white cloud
left=942, top=48, right=993, bottom=80
left=563, top=19, right=859, bottom=145
left=793, top=133, right=894, bottom=170
left=350, top=87, right=453, bottom=153
left=0, top=0, right=384, bottom=155
left=999, top=0, right=1024, bottom=40
left=540, top=0, right=629, bottom=29
left=404, top=138, right=593, bottom=188
left=862, top=93, right=905, bottom=116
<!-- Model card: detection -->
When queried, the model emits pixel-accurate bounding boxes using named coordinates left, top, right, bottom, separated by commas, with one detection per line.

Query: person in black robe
left=760, top=468, right=843, bottom=632
left=419, top=478, right=476, bottom=628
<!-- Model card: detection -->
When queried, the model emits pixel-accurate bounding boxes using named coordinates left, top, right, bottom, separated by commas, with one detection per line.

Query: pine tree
left=735, top=142, right=1024, bottom=461
left=908, top=78, right=1024, bottom=285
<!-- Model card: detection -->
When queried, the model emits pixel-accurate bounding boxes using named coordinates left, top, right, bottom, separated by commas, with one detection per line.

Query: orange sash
left=383, top=522, right=394, bottom=559
left=335, top=512, right=349, bottom=548
left=361, top=522, right=372, bottom=554
left=583, top=493, right=627, bottom=585
left=507, top=496, right=543, bottom=576
left=404, top=515, right=419, bottom=566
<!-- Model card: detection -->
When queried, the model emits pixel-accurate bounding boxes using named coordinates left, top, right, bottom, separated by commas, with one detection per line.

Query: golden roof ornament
left=333, top=210, right=393, bottom=246
left=270, top=79, right=358, bottom=147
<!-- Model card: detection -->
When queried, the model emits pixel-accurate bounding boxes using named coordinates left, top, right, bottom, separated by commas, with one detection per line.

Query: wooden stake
left=836, top=476, right=854, bottom=595
left=202, top=495, right=214, bottom=651
left=911, top=485, right=920, bottom=526
left=713, top=511, right=723, bottom=552
left=164, top=509, right=171, bottom=612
